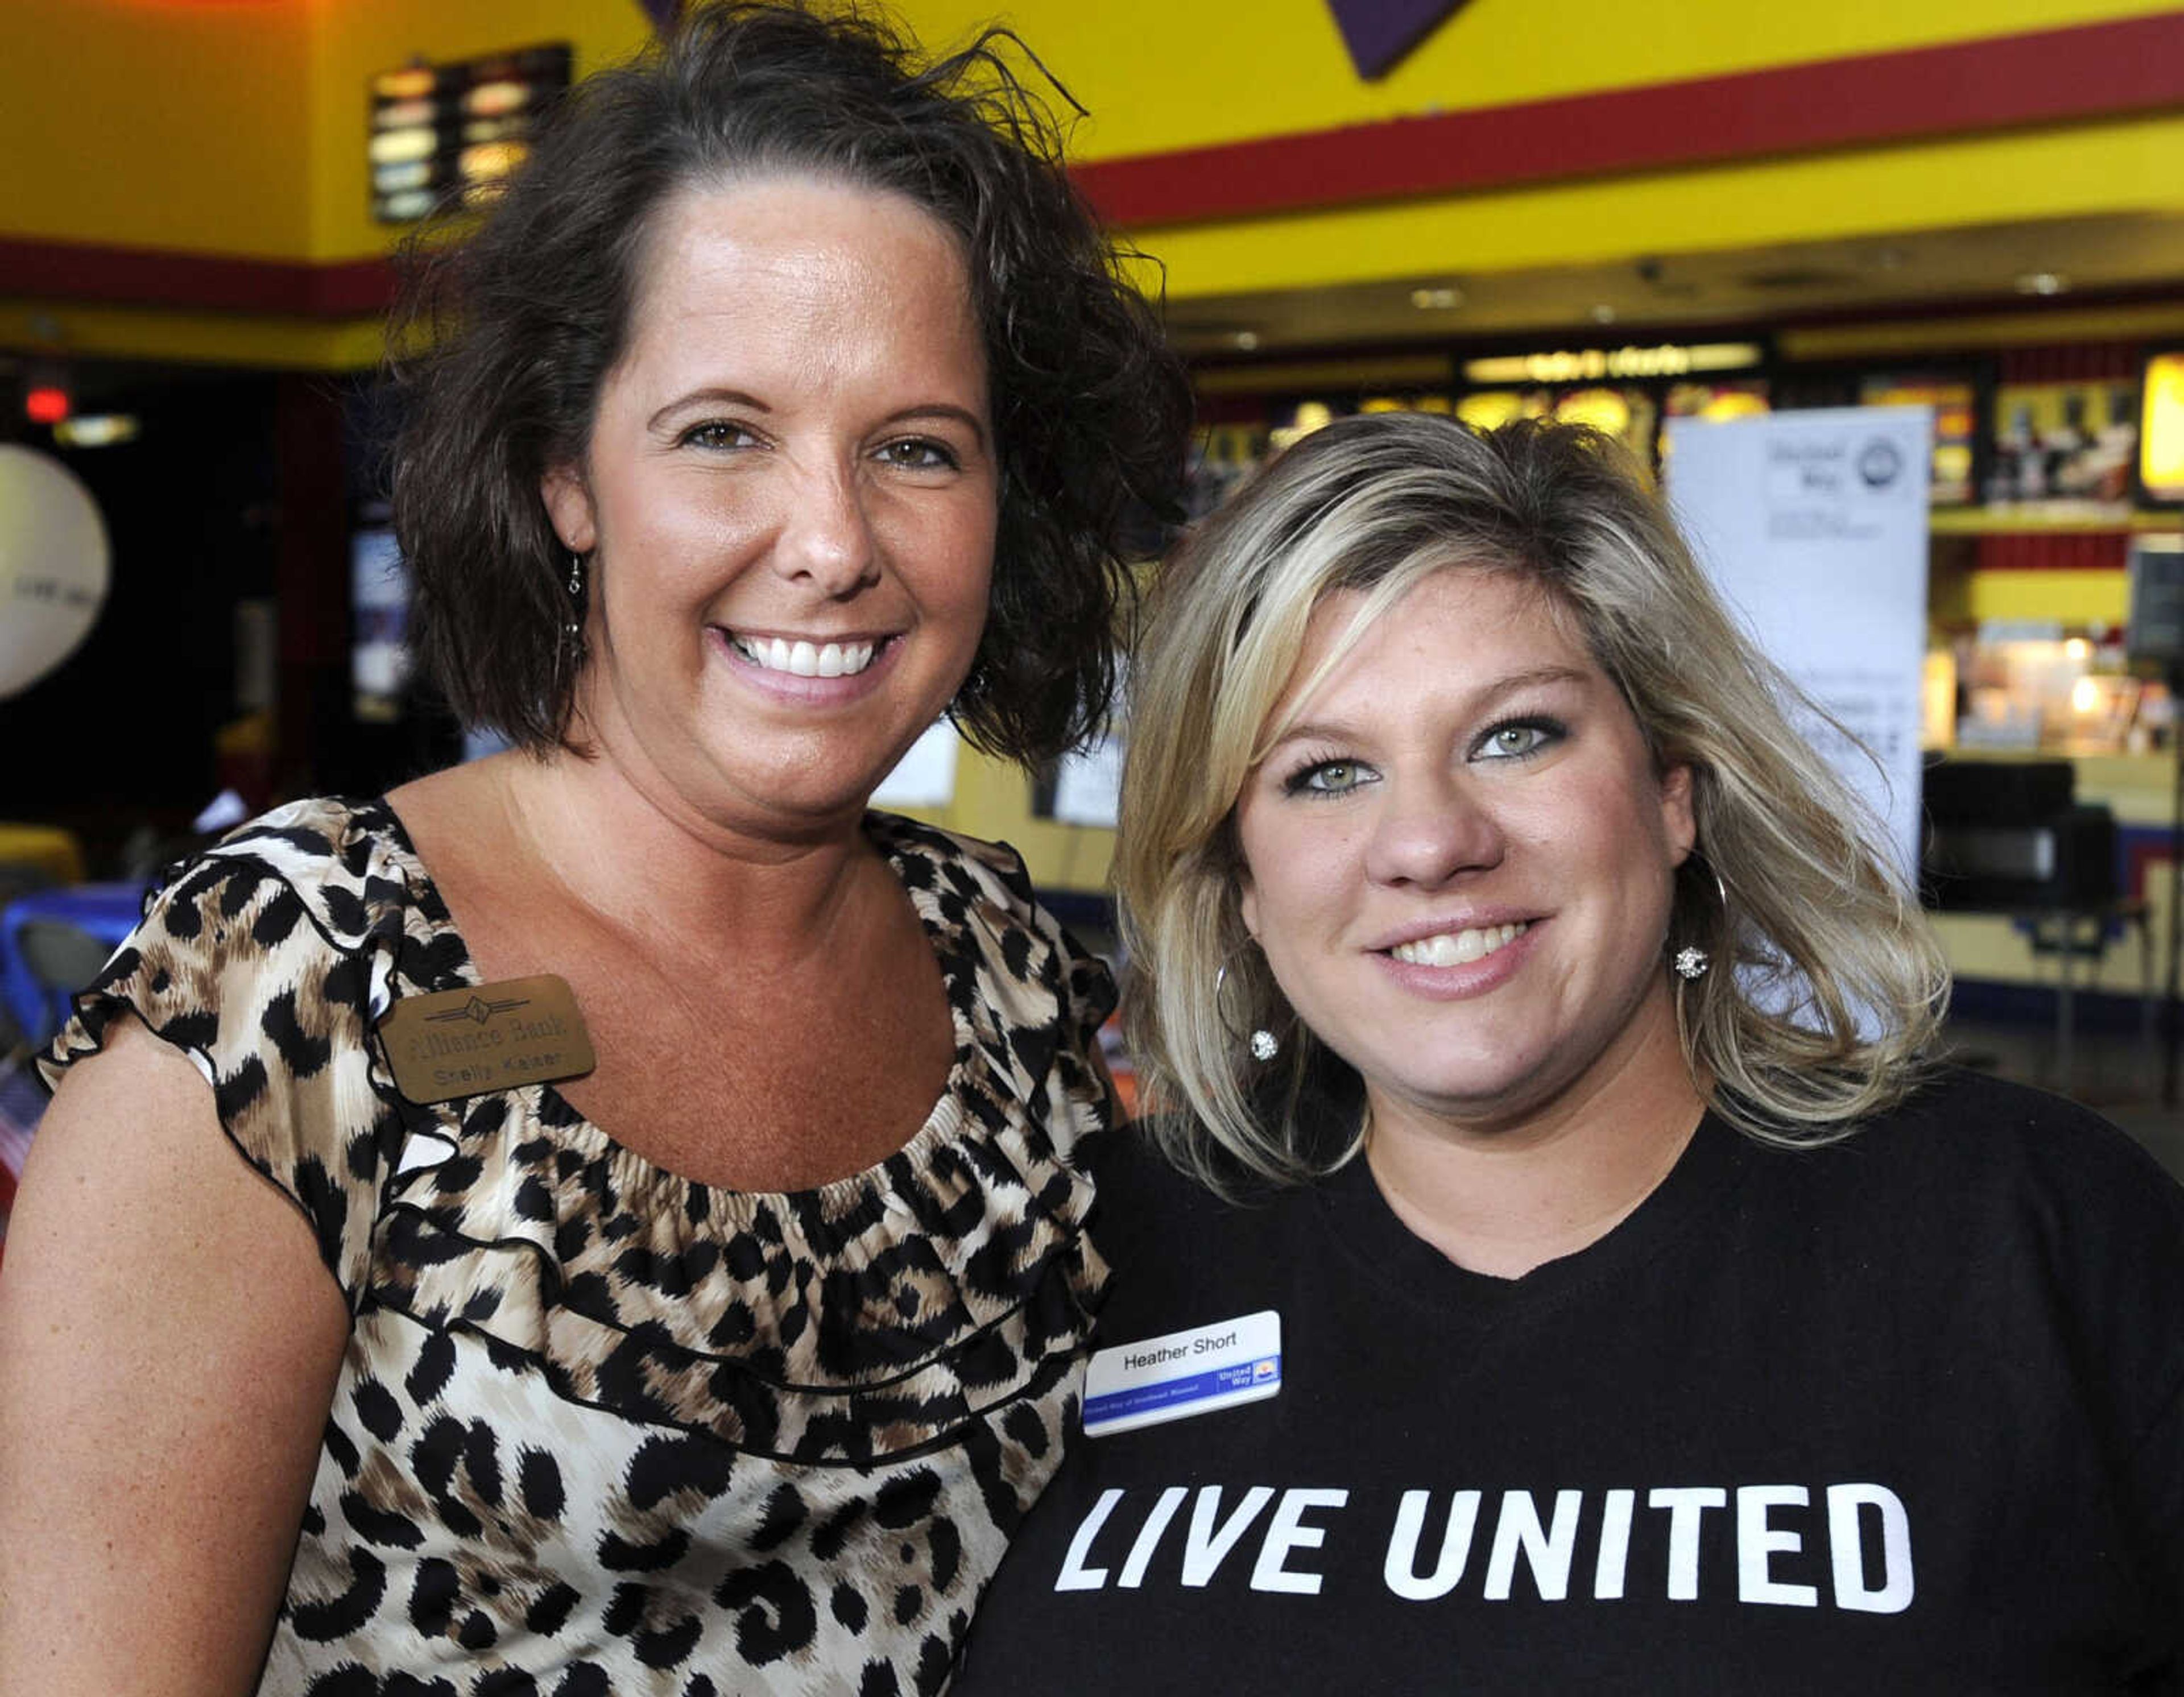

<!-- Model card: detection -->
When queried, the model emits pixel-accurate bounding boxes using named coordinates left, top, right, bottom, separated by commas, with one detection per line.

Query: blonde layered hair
left=1115, top=414, right=1950, bottom=1191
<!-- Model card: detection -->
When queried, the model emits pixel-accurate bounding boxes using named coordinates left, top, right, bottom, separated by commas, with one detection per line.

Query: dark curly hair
left=389, top=1, right=1191, bottom=763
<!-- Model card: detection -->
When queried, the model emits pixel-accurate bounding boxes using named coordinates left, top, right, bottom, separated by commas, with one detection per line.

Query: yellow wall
left=892, top=752, right=1117, bottom=894
left=10, top=0, right=2184, bottom=267
left=1134, top=114, right=2184, bottom=299
left=0, top=300, right=384, bottom=370
left=1947, top=568, right=2134, bottom=628
left=11, top=0, right=2184, bottom=363
left=892, top=0, right=2184, bottom=159
left=0, top=0, right=313, bottom=259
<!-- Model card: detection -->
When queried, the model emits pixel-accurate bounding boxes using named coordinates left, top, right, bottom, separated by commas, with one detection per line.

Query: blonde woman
left=958, top=416, right=2184, bottom=1692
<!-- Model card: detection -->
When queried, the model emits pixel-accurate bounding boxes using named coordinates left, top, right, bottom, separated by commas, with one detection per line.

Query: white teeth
left=1391, top=922, right=1528, bottom=967
left=733, top=635, right=878, bottom=677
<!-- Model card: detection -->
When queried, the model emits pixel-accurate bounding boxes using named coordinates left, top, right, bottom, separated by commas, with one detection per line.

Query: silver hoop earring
left=1214, top=961, right=1279, bottom=1062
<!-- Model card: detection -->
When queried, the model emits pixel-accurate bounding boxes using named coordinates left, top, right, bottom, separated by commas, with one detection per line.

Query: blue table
left=0, top=883, right=148, bottom=1048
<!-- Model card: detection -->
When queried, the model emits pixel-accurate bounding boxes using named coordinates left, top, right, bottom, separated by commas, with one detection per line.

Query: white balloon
left=0, top=445, right=110, bottom=700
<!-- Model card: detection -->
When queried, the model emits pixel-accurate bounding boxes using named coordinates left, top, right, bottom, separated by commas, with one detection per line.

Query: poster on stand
left=1665, top=405, right=1932, bottom=882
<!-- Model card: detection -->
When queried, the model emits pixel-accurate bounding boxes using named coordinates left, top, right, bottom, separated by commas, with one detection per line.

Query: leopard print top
left=44, top=796, right=1116, bottom=1696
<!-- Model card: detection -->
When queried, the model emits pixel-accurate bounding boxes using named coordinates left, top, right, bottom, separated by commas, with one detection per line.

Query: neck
left=1362, top=985, right=1706, bottom=1280
left=490, top=745, right=879, bottom=968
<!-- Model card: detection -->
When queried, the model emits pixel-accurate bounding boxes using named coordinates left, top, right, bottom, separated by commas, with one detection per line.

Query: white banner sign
left=1665, top=406, right=1932, bottom=881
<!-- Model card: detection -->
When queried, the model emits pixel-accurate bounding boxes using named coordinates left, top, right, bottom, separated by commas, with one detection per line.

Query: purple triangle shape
left=1326, top=0, right=1469, bottom=79
left=635, top=0, right=682, bottom=30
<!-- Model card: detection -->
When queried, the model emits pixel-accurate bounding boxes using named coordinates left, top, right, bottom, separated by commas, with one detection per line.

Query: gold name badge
left=377, top=974, right=597, bottom=1106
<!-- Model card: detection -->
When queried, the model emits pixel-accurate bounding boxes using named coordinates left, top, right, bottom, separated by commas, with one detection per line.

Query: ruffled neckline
left=367, top=796, right=996, bottom=1212
left=206, top=796, right=1112, bottom=1458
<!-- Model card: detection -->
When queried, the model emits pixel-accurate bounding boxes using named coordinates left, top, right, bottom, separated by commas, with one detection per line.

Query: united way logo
left=1857, top=437, right=1906, bottom=490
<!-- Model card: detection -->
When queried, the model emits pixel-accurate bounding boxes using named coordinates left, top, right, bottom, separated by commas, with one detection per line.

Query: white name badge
left=1082, top=1310, right=1281, bottom=1438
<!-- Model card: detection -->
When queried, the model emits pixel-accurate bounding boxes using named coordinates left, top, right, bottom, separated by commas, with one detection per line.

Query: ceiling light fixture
left=54, top=414, right=140, bottom=449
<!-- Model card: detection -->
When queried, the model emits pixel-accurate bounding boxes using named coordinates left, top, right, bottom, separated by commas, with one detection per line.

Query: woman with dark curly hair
left=0, top=5, right=1189, bottom=1692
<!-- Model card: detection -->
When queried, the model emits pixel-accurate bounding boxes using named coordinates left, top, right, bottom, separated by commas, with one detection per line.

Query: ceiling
left=1164, top=210, right=2184, bottom=359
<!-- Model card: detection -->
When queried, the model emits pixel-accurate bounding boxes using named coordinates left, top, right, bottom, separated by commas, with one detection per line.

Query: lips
left=727, top=632, right=886, bottom=678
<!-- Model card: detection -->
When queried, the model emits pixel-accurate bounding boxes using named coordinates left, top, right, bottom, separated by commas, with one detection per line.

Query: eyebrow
left=647, top=389, right=990, bottom=449
left=1265, top=664, right=1593, bottom=754
left=886, top=403, right=990, bottom=450
left=648, top=388, right=770, bottom=432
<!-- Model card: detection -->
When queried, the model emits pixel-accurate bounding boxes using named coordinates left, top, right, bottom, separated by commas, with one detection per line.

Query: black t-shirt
left=958, top=1070, right=2184, bottom=1694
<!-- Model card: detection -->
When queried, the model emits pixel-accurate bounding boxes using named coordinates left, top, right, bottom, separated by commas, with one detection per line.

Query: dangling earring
left=1214, top=960, right=1279, bottom=1062
left=565, top=552, right=585, bottom=641
left=1672, top=864, right=1730, bottom=980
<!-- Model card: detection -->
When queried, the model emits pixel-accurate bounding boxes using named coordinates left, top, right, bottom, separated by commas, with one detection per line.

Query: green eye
left=1479, top=719, right=1562, bottom=760
left=1304, top=761, right=1362, bottom=794
left=1279, top=755, right=1380, bottom=798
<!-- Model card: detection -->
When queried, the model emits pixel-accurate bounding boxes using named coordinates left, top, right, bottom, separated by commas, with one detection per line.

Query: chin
left=1368, top=1048, right=1565, bottom=1125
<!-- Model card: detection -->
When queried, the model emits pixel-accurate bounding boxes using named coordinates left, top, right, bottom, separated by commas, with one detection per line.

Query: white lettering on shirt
left=1048, top=1480, right=1915, bottom=1613
left=1483, top=1489, right=1583, bottom=1601
left=1827, top=1483, right=1915, bottom=1613
left=1054, top=1488, right=1123, bottom=1592
left=1181, top=1485, right=1276, bottom=1587
left=1248, top=1488, right=1350, bottom=1595
left=1738, top=1484, right=1819, bottom=1607
left=1593, top=1488, right=1635, bottom=1600
left=1648, top=1487, right=1728, bottom=1601
left=1117, top=1485, right=1189, bottom=1590
left=1383, top=1489, right=1482, bottom=1601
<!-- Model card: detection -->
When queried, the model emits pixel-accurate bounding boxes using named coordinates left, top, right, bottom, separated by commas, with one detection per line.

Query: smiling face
left=542, top=176, right=997, bottom=839
left=1233, top=566, right=1697, bottom=1140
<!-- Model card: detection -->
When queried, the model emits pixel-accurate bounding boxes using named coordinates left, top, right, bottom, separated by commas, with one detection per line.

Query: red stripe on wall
left=1975, top=532, right=2135, bottom=573
left=1997, top=342, right=2145, bottom=384
left=1074, top=11, right=2184, bottom=226
left=0, top=238, right=396, bottom=317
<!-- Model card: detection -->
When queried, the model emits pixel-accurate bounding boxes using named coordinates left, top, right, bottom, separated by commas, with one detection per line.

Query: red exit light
left=24, top=387, right=71, bottom=426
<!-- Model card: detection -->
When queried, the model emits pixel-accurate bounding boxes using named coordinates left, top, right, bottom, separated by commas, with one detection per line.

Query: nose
left=774, top=462, right=880, bottom=598
left=1362, top=771, right=1504, bottom=890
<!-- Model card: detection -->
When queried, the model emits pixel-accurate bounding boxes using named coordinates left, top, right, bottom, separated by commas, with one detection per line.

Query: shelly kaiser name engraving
left=377, top=975, right=597, bottom=1105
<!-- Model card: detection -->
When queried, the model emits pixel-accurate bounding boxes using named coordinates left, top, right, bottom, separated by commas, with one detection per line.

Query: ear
left=1659, top=761, right=1698, bottom=867
left=1237, top=876, right=1261, bottom=942
left=540, top=461, right=597, bottom=556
